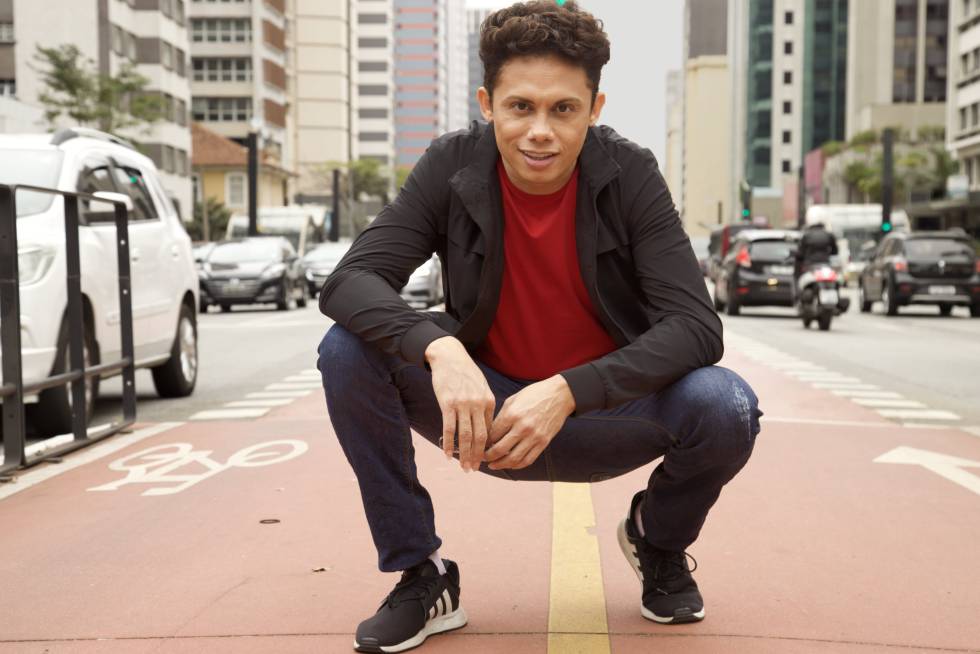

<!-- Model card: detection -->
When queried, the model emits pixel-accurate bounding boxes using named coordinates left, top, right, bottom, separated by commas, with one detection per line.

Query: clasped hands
left=425, top=336, right=576, bottom=472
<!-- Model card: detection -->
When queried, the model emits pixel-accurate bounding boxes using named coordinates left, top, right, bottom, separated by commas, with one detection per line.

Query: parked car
left=300, top=240, right=354, bottom=297
left=0, top=127, right=200, bottom=437
left=858, top=231, right=980, bottom=317
left=713, top=229, right=800, bottom=316
left=400, top=255, right=444, bottom=308
left=198, top=236, right=307, bottom=312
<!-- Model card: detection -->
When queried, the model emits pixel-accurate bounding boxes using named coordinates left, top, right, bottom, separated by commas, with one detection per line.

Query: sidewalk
left=0, top=349, right=978, bottom=653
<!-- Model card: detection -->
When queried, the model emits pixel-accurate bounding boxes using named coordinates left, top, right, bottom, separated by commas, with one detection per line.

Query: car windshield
left=905, top=239, right=975, bottom=259
left=749, top=240, right=794, bottom=261
left=0, top=150, right=65, bottom=216
left=209, top=239, right=281, bottom=263
left=304, top=243, right=351, bottom=263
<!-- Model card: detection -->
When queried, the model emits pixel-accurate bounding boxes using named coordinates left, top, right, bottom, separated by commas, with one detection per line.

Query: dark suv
left=858, top=231, right=980, bottom=317
left=713, top=230, right=799, bottom=316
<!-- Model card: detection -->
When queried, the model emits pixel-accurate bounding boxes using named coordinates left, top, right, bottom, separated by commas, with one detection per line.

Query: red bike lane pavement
left=0, top=348, right=978, bottom=653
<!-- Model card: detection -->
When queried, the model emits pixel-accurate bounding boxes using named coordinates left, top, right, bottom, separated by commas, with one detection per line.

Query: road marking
left=764, top=417, right=893, bottom=428
left=282, top=375, right=318, bottom=382
left=851, top=398, right=928, bottom=409
left=874, top=446, right=980, bottom=497
left=295, top=370, right=321, bottom=377
left=810, top=382, right=880, bottom=391
left=830, top=390, right=904, bottom=399
left=189, top=408, right=270, bottom=420
left=875, top=409, right=961, bottom=421
left=901, top=423, right=952, bottom=430
left=792, top=375, right=865, bottom=383
left=265, top=382, right=322, bottom=391
left=225, top=399, right=294, bottom=407
left=246, top=391, right=313, bottom=399
left=0, top=422, right=182, bottom=502
left=548, top=483, right=610, bottom=654
left=88, top=440, right=309, bottom=496
left=962, top=426, right=980, bottom=439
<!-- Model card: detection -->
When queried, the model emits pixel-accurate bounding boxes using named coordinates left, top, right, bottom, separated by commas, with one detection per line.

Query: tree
left=317, top=158, right=391, bottom=201
left=396, top=166, right=412, bottom=192
left=32, top=44, right=162, bottom=134
left=185, top=197, right=232, bottom=242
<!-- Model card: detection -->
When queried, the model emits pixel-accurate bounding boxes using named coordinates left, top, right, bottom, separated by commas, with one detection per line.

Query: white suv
left=0, top=128, right=200, bottom=437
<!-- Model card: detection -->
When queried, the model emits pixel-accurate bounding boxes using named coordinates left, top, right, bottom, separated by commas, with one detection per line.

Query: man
left=793, top=222, right=840, bottom=300
left=317, top=2, right=762, bottom=651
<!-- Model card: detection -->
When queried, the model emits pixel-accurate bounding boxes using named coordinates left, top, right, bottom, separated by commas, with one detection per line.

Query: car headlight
left=409, top=259, right=436, bottom=283
left=305, top=269, right=314, bottom=280
left=18, top=246, right=57, bottom=286
left=261, top=263, right=287, bottom=279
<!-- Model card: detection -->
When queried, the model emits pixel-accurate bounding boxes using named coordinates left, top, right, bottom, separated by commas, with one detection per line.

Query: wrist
left=552, top=374, right=577, bottom=415
left=425, top=336, right=465, bottom=365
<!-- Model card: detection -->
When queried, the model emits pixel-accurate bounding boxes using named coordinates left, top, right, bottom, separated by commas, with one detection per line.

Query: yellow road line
left=548, top=482, right=611, bottom=654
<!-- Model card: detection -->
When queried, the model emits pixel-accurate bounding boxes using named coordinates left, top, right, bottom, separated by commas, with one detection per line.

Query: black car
left=300, top=240, right=354, bottom=297
left=713, top=229, right=799, bottom=316
left=858, top=231, right=980, bottom=317
left=707, top=222, right=769, bottom=284
left=199, top=237, right=308, bottom=312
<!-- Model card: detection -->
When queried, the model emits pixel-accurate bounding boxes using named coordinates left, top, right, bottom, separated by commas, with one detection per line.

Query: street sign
left=874, top=446, right=980, bottom=497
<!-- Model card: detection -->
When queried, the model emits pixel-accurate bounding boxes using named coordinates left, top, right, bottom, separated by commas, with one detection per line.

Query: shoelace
left=652, top=550, right=698, bottom=581
left=384, top=568, right=442, bottom=609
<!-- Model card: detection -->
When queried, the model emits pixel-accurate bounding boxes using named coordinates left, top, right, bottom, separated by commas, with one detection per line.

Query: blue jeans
left=317, top=324, right=762, bottom=573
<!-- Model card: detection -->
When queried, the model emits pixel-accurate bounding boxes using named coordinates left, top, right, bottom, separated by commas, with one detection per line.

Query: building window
left=111, top=25, right=124, bottom=55
left=359, top=108, right=389, bottom=119
left=784, top=41, right=793, bottom=55
left=358, top=13, right=388, bottom=24
left=226, top=172, right=246, bottom=207
left=359, top=132, right=390, bottom=142
left=161, top=42, right=174, bottom=70
left=359, top=61, right=389, bottom=72
left=192, top=97, right=252, bottom=122
left=191, top=18, right=251, bottom=43
left=0, top=22, right=14, bottom=43
left=192, top=173, right=202, bottom=203
left=962, top=107, right=968, bottom=131
left=0, top=80, right=15, bottom=97
left=972, top=102, right=978, bottom=126
left=782, top=160, right=792, bottom=174
left=893, top=0, right=919, bottom=103
left=192, top=57, right=253, bottom=82
left=359, top=84, right=388, bottom=96
left=785, top=10, right=793, bottom=24
left=782, top=130, right=791, bottom=144
left=783, top=70, right=792, bottom=84
left=923, top=0, right=948, bottom=102
left=783, top=100, right=792, bottom=114
left=124, top=31, right=137, bottom=60
left=359, top=37, right=388, bottom=48
left=162, top=145, right=175, bottom=174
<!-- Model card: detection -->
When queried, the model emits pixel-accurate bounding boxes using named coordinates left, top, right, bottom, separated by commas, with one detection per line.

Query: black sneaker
left=617, top=490, right=705, bottom=624
left=354, top=559, right=467, bottom=653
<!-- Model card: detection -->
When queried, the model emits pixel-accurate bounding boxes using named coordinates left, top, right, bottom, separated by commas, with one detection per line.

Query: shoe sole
left=616, top=518, right=706, bottom=625
left=354, top=606, right=468, bottom=653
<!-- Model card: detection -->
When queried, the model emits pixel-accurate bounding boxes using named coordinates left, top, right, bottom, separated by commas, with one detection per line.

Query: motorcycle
left=795, top=263, right=850, bottom=331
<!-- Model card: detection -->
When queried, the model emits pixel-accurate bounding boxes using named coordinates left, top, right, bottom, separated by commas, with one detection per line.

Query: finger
left=457, top=411, right=474, bottom=471
left=485, top=425, right=520, bottom=462
left=489, top=405, right=513, bottom=445
left=472, top=406, right=490, bottom=466
left=490, top=432, right=533, bottom=470
left=441, top=407, right=456, bottom=460
left=511, top=442, right=546, bottom=470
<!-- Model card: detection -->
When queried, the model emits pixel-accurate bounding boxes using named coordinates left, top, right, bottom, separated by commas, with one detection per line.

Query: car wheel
left=199, top=300, right=209, bottom=314
left=971, top=304, right=980, bottom=318
left=858, top=282, right=872, bottom=313
left=151, top=303, right=198, bottom=398
left=220, top=303, right=232, bottom=313
left=296, top=282, right=308, bottom=308
left=30, top=316, right=99, bottom=438
left=276, top=280, right=293, bottom=311
left=817, top=313, right=833, bottom=331
left=713, top=282, right=725, bottom=311
left=938, top=303, right=953, bottom=317
left=725, top=283, right=740, bottom=316
left=883, top=279, right=899, bottom=316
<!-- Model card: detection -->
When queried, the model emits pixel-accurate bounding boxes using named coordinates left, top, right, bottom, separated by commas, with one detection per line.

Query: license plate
left=819, top=290, right=839, bottom=305
left=929, top=285, right=956, bottom=295
left=767, top=265, right=794, bottom=275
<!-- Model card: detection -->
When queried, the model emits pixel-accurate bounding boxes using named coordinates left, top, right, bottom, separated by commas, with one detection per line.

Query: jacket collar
left=450, top=121, right=622, bottom=197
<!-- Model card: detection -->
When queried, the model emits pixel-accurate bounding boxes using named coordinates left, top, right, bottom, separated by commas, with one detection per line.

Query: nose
left=527, top=111, right=555, bottom=142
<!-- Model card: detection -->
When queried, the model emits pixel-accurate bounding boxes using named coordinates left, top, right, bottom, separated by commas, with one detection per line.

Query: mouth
left=520, top=150, right=558, bottom=161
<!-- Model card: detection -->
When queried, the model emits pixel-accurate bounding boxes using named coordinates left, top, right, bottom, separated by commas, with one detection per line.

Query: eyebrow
left=504, top=96, right=583, bottom=106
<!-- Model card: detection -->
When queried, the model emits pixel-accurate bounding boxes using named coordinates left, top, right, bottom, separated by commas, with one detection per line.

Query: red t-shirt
left=476, top=160, right=618, bottom=380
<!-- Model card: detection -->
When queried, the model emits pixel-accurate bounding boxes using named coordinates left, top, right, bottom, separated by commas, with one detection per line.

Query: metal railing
left=0, top=183, right=136, bottom=478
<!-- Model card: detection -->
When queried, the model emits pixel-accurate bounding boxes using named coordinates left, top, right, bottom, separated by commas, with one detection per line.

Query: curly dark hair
left=480, top=1, right=611, bottom=103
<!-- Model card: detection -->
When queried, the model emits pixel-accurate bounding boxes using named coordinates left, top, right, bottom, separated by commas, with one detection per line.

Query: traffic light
left=739, top=181, right=752, bottom=222
left=881, top=218, right=893, bottom=234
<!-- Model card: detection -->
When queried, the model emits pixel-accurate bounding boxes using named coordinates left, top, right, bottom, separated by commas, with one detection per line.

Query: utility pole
left=329, top=168, right=341, bottom=242
left=797, top=165, right=805, bottom=229
left=247, top=129, right=259, bottom=237
left=881, top=128, right=895, bottom=234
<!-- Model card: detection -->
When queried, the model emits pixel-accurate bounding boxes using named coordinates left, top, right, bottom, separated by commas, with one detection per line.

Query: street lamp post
left=246, top=117, right=267, bottom=238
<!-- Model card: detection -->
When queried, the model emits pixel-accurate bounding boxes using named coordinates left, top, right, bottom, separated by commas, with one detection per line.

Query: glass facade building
left=746, top=0, right=774, bottom=187
left=802, top=0, right=847, bottom=154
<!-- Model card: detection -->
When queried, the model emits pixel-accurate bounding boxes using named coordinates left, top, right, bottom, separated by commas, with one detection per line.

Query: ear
left=477, top=87, right=493, bottom=123
left=589, top=91, right=607, bottom=126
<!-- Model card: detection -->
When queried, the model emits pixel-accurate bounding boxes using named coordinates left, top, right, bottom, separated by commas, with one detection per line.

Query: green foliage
left=821, top=141, right=845, bottom=157
left=32, top=44, right=163, bottom=134
left=396, top=166, right=412, bottom=191
left=917, top=125, right=946, bottom=143
left=318, top=158, right=391, bottom=200
left=848, top=129, right=879, bottom=149
left=186, top=197, right=232, bottom=241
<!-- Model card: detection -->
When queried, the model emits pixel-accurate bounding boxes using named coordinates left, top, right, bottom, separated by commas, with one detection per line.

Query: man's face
left=478, top=55, right=606, bottom=195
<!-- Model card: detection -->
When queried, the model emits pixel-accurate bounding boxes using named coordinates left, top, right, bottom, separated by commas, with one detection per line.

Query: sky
left=465, top=0, right=684, bottom=160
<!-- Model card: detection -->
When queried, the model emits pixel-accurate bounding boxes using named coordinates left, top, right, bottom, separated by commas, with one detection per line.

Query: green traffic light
left=741, top=209, right=750, bottom=217
left=882, top=222, right=893, bottom=233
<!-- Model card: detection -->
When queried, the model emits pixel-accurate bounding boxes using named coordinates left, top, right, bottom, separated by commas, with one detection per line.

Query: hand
left=425, top=337, right=496, bottom=472
left=485, top=375, right=576, bottom=471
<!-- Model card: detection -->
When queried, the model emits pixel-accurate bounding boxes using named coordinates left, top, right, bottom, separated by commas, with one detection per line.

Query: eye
left=511, top=101, right=530, bottom=112
left=556, top=104, right=573, bottom=113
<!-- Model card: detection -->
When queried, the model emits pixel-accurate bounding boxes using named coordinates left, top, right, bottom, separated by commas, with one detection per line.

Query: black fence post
left=0, top=184, right=26, bottom=472
left=114, top=201, right=137, bottom=424
left=63, top=194, right=89, bottom=442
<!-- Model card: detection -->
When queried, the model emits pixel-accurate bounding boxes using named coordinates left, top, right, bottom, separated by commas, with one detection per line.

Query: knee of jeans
left=678, top=366, right=762, bottom=454
left=317, top=324, right=383, bottom=380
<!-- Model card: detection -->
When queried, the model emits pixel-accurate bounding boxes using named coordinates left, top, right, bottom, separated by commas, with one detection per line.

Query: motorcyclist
left=793, top=223, right=840, bottom=307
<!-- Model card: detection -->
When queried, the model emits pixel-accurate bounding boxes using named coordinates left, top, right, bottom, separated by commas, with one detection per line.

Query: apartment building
left=664, top=69, right=684, bottom=214
left=6, top=0, right=193, bottom=215
left=846, top=0, right=948, bottom=140
left=288, top=0, right=353, bottom=202
left=356, top=0, right=395, bottom=168
left=466, top=7, right=491, bottom=124
left=188, top=0, right=290, bottom=182
left=948, top=0, right=980, bottom=189
left=392, top=0, right=465, bottom=170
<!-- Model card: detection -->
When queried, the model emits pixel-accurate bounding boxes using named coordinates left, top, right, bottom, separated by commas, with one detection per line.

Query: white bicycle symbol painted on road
left=87, top=440, right=309, bottom=496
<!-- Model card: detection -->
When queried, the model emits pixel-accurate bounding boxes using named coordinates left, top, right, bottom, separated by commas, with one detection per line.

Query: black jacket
left=796, top=228, right=839, bottom=268
left=319, top=122, right=723, bottom=415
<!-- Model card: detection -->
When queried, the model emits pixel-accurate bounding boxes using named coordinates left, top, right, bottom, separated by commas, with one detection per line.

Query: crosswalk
left=187, top=369, right=321, bottom=421
left=725, top=331, right=973, bottom=433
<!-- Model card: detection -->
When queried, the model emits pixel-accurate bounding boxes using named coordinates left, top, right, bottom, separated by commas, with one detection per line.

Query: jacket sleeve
left=560, top=151, right=724, bottom=414
left=318, top=146, right=452, bottom=365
